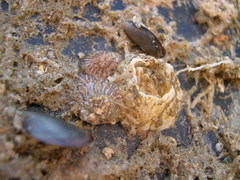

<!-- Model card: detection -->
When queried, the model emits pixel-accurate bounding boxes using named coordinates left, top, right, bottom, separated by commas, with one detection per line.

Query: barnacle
left=77, top=74, right=122, bottom=124
left=110, top=55, right=182, bottom=137
left=82, top=51, right=119, bottom=78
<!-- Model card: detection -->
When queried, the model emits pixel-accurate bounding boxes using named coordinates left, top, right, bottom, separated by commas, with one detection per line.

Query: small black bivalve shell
left=123, top=20, right=166, bottom=58
left=23, top=112, right=93, bottom=147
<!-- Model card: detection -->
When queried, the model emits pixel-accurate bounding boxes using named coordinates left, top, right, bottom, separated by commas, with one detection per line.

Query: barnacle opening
left=133, top=58, right=173, bottom=97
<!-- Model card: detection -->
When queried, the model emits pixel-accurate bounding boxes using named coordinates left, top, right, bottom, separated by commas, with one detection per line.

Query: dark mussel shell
left=23, top=112, right=93, bottom=147
left=122, top=20, right=166, bottom=58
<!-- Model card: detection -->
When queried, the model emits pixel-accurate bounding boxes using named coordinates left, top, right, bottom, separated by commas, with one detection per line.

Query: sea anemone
left=77, top=74, right=122, bottom=124
left=82, top=51, right=119, bottom=78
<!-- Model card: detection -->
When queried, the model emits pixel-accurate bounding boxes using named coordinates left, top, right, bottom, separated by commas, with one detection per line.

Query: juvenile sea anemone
left=77, top=74, right=122, bottom=124
left=82, top=51, right=119, bottom=78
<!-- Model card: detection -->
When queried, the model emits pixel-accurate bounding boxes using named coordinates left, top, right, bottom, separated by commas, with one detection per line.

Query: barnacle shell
left=110, top=55, right=182, bottom=136
left=77, top=75, right=122, bottom=125
left=82, top=51, right=119, bottom=78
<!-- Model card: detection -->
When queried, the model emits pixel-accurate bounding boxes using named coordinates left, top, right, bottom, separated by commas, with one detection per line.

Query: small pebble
left=102, top=147, right=114, bottom=160
left=78, top=52, right=85, bottom=59
left=215, top=142, right=223, bottom=152
left=37, top=65, right=46, bottom=74
left=0, top=83, right=6, bottom=95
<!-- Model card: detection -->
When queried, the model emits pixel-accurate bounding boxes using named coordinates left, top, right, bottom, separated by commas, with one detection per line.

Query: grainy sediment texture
left=0, top=0, right=239, bottom=179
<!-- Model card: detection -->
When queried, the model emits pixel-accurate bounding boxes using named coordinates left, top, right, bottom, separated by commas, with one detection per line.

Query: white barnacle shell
left=109, top=55, right=182, bottom=137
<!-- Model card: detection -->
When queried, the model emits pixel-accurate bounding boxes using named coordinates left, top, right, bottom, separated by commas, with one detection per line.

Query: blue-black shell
left=23, top=112, right=93, bottom=147
left=123, top=20, right=166, bottom=58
